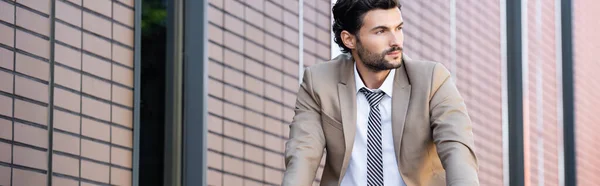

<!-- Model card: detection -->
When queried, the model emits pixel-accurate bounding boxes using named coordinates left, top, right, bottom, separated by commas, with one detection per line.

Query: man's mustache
left=384, top=46, right=403, bottom=54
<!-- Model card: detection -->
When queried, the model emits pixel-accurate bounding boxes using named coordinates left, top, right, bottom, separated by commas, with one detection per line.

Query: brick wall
left=400, top=0, right=504, bottom=185
left=573, top=0, right=600, bottom=185
left=205, top=0, right=331, bottom=185
left=0, top=0, right=135, bottom=185
left=302, top=0, right=332, bottom=68
left=524, top=0, right=560, bottom=185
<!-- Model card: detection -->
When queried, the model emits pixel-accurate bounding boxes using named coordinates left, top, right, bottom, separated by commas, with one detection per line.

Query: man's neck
left=355, top=60, right=391, bottom=89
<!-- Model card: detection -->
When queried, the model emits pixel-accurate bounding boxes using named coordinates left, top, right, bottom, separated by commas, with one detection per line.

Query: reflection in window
left=140, top=0, right=167, bottom=185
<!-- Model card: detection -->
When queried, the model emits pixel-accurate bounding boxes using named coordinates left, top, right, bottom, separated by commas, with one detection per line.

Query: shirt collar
left=354, top=61, right=395, bottom=97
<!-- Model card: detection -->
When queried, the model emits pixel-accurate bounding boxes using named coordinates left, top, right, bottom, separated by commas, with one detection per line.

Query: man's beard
left=356, top=40, right=403, bottom=72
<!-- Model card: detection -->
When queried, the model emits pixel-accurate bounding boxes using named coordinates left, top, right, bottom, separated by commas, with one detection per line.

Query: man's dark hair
left=332, top=0, right=402, bottom=53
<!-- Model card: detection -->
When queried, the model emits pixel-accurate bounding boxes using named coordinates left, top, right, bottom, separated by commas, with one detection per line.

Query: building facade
left=0, top=0, right=135, bottom=185
left=0, top=0, right=599, bottom=186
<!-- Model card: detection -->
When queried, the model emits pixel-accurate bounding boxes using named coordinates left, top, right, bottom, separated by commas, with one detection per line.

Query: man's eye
left=376, top=30, right=384, bottom=34
left=397, top=27, right=403, bottom=30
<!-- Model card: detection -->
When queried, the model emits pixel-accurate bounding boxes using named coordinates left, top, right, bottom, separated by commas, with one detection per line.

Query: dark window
left=140, top=0, right=167, bottom=185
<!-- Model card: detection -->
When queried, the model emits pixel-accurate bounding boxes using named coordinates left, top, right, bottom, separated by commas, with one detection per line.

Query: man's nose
left=389, top=32, right=402, bottom=47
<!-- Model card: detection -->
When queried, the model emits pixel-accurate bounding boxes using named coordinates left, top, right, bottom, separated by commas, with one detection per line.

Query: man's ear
left=341, top=30, right=357, bottom=50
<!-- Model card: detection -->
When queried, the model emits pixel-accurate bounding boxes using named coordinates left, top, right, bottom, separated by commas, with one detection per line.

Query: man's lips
left=387, top=50, right=401, bottom=55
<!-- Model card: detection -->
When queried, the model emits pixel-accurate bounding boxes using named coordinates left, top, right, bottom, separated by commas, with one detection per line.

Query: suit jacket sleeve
left=282, top=67, right=326, bottom=186
left=429, top=63, right=480, bottom=186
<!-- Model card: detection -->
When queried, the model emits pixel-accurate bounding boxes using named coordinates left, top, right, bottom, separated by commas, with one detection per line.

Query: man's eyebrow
left=370, top=22, right=404, bottom=31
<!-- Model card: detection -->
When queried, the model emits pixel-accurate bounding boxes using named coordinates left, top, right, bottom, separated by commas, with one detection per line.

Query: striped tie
left=360, top=87, right=385, bottom=186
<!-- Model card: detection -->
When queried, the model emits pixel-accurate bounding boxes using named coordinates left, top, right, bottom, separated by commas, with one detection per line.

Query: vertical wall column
left=506, top=0, right=525, bottom=185
left=560, top=0, right=576, bottom=185
left=182, top=0, right=209, bottom=185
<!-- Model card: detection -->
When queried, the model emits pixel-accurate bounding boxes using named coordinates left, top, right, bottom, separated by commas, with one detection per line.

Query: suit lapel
left=392, top=56, right=412, bottom=166
left=336, top=54, right=357, bottom=180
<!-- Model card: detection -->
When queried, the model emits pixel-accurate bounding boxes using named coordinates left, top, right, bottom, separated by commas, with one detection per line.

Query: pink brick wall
left=524, top=0, right=560, bottom=185
left=401, top=1, right=504, bottom=185
left=0, top=0, right=135, bottom=185
left=205, top=0, right=331, bottom=185
left=573, top=0, right=600, bottom=185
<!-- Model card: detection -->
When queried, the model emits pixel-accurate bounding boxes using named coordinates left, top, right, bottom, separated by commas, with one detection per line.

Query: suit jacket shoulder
left=301, top=54, right=352, bottom=99
left=305, top=54, right=350, bottom=81
left=404, top=58, right=453, bottom=99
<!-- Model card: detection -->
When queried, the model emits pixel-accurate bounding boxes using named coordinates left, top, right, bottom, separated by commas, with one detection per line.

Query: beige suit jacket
left=283, top=53, right=479, bottom=186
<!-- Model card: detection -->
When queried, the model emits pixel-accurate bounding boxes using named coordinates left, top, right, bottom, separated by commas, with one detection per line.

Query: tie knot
left=359, top=87, right=385, bottom=107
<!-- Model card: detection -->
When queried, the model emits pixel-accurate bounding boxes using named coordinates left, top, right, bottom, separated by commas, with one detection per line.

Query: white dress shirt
left=340, top=62, right=406, bottom=186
